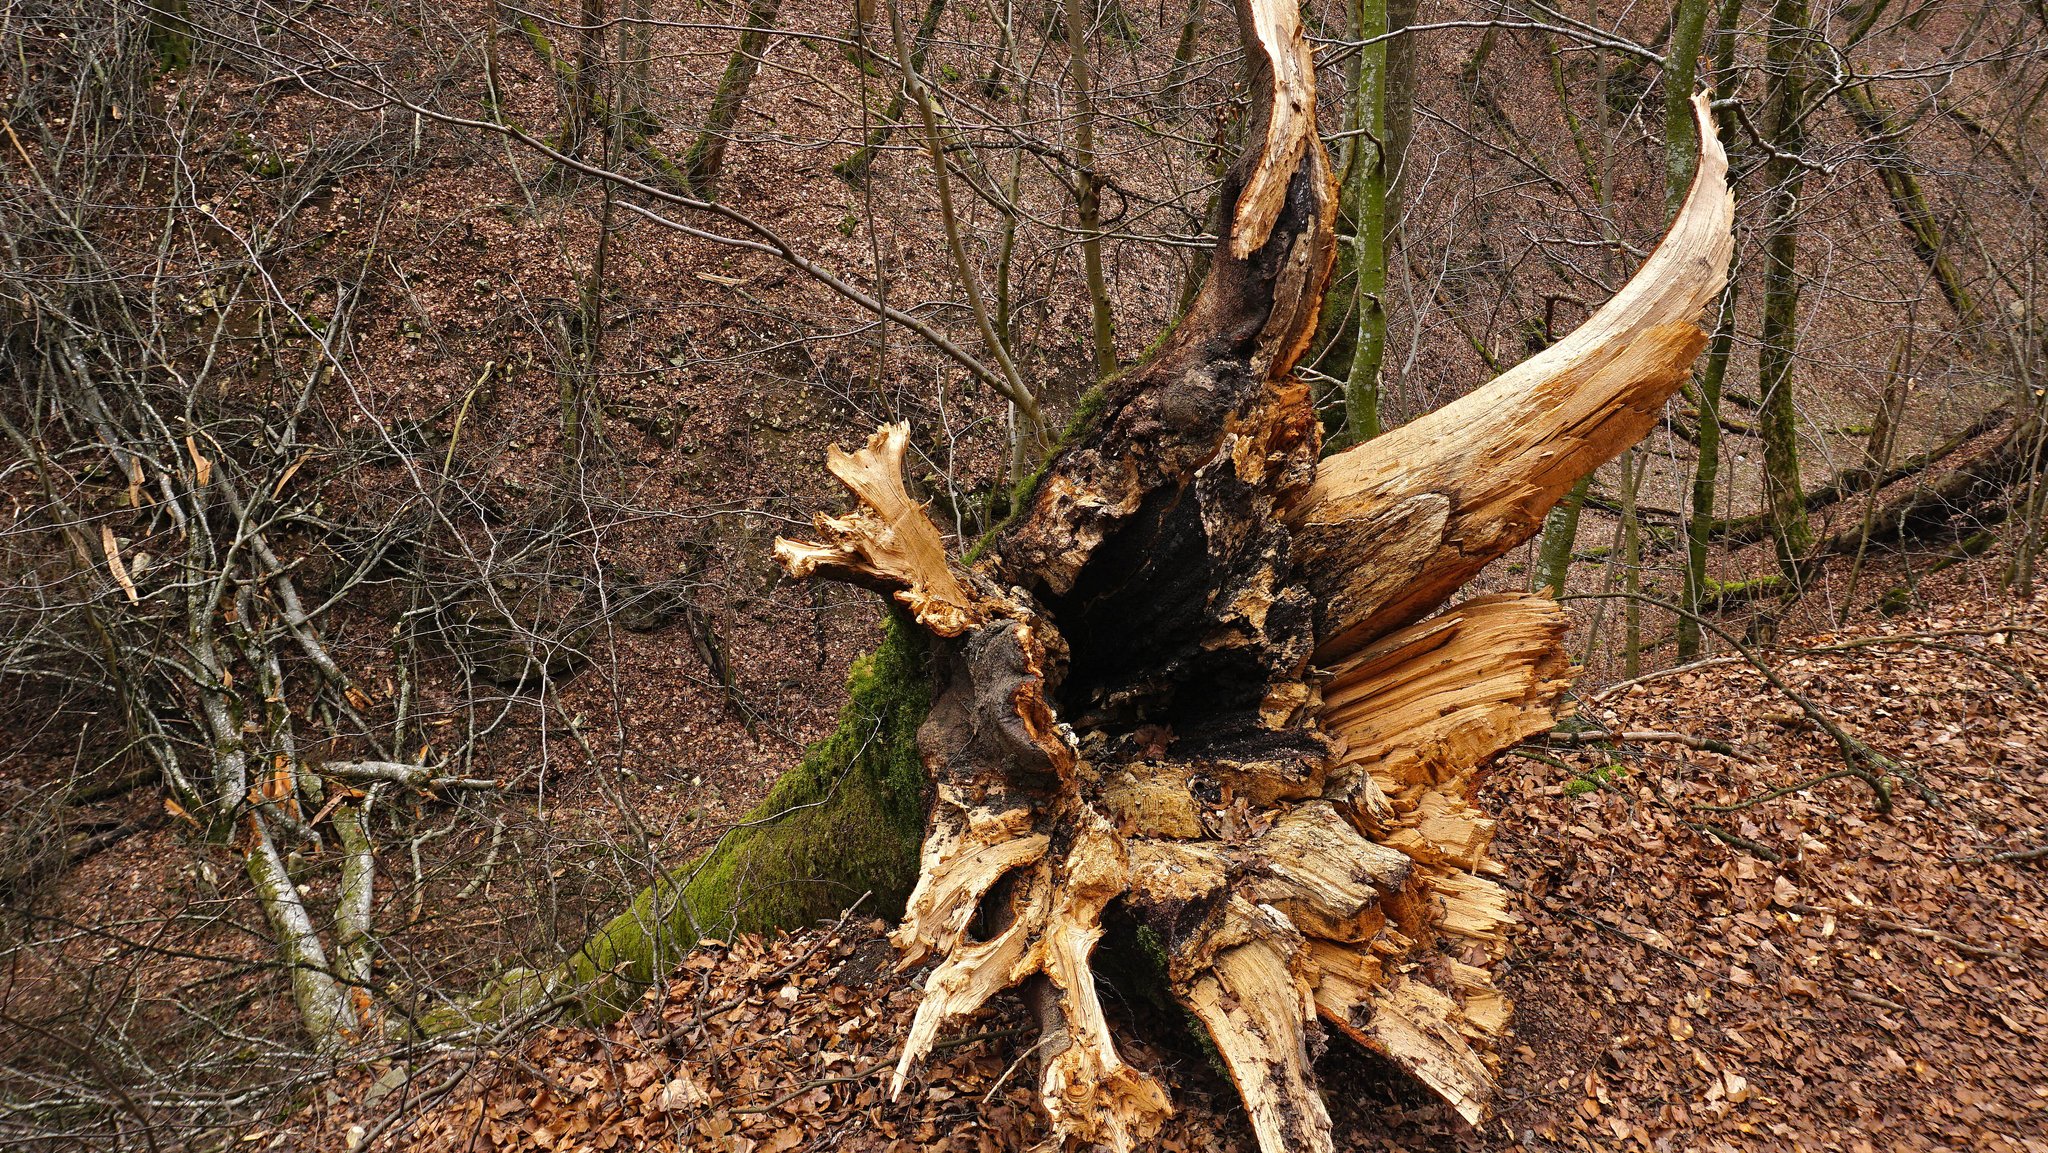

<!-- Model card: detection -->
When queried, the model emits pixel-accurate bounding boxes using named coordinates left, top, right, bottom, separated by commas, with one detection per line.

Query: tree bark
left=1679, top=286, right=1735, bottom=656
left=1309, top=0, right=1412, bottom=438
left=1675, top=0, right=1741, bottom=658
left=1063, top=0, right=1118, bottom=379
left=1756, top=0, right=1815, bottom=583
left=1836, top=81, right=1986, bottom=338
left=832, top=0, right=946, bottom=180
left=1818, top=419, right=2039, bottom=556
left=1339, top=0, right=1390, bottom=443
left=682, top=0, right=786, bottom=193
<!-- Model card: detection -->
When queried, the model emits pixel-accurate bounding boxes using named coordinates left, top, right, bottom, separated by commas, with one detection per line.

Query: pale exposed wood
left=1184, top=932, right=1333, bottom=1153
left=1445, top=957, right=1512, bottom=1040
left=890, top=829, right=1047, bottom=965
left=1421, top=868, right=1515, bottom=960
left=1099, top=762, right=1206, bottom=839
left=895, top=821, right=1176, bottom=1153
left=1035, top=824, right=1173, bottom=1150
left=1326, top=768, right=1398, bottom=836
left=1230, top=0, right=1320, bottom=260
left=892, top=862, right=1050, bottom=1090
left=1291, top=92, right=1735, bottom=661
left=1323, top=974, right=1495, bottom=1125
left=1323, top=593, right=1574, bottom=799
left=1294, top=492, right=1448, bottom=651
left=1248, top=801, right=1411, bottom=941
left=1127, top=837, right=1232, bottom=896
left=773, top=422, right=980, bottom=637
left=1380, top=790, right=1495, bottom=870
left=1303, top=936, right=1384, bottom=1003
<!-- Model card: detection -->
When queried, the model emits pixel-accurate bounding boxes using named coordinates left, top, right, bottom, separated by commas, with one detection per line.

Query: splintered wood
left=774, top=39, right=1731, bottom=1153
left=1290, top=91, right=1736, bottom=662
left=773, top=422, right=980, bottom=637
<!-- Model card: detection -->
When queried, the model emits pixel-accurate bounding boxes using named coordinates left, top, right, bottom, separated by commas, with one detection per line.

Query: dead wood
left=1705, top=403, right=2013, bottom=550
left=1819, top=419, right=2039, bottom=555
left=774, top=32, right=1732, bottom=1153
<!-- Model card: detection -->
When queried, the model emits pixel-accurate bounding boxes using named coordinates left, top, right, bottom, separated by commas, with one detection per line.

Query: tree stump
left=775, top=2, right=1733, bottom=1144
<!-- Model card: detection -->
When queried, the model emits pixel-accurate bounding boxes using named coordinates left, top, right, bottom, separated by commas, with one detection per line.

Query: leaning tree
left=463, top=0, right=1733, bottom=1146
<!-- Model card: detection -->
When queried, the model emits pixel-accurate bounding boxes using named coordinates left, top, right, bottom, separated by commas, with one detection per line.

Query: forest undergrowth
left=285, top=563, right=2048, bottom=1153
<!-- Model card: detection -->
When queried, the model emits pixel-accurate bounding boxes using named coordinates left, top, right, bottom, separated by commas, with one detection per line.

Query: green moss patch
left=438, top=613, right=933, bottom=1029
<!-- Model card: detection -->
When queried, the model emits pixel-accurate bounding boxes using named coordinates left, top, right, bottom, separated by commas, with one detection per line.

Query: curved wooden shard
left=1290, top=91, right=1735, bottom=662
left=775, top=45, right=1731, bottom=1153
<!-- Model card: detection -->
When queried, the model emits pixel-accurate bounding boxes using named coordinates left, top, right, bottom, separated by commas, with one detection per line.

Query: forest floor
left=283, top=569, right=2048, bottom=1153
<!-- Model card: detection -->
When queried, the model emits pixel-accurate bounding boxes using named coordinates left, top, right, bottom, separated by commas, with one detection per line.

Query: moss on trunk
left=438, top=613, right=932, bottom=1030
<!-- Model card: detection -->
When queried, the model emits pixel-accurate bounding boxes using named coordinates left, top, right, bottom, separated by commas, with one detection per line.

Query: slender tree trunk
left=1671, top=0, right=1735, bottom=658
left=1678, top=285, right=1735, bottom=657
left=1174, top=182, right=1225, bottom=319
left=1163, top=0, right=1205, bottom=108
left=883, top=0, right=1046, bottom=444
left=333, top=800, right=379, bottom=994
left=1621, top=448, right=1645, bottom=675
left=2003, top=276, right=2047, bottom=592
left=1757, top=0, right=1814, bottom=583
left=563, top=167, right=616, bottom=471
left=623, top=0, right=654, bottom=109
left=834, top=0, right=946, bottom=179
left=1665, top=0, right=1712, bottom=205
left=1063, top=0, right=1117, bottom=378
left=684, top=0, right=786, bottom=193
left=484, top=5, right=507, bottom=121
left=1860, top=362, right=1909, bottom=481
left=571, top=0, right=605, bottom=151
left=1383, top=0, right=1417, bottom=208
left=1836, top=81, right=1985, bottom=338
left=1309, top=0, right=1412, bottom=419
left=516, top=12, right=695, bottom=190
left=1529, top=13, right=1623, bottom=596
left=248, top=820, right=360, bottom=1048
left=145, top=0, right=194, bottom=69
left=1339, top=0, right=1390, bottom=444
left=1534, top=477, right=1589, bottom=596
left=1840, top=342, right=1911, bottom=614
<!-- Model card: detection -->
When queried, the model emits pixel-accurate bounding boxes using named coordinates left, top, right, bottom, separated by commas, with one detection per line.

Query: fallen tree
left=446, top=3, right=1733, bottom=1145
left=1819, top=416, right=2045, bottom=556
left=767, top=14, right=1731, bottom=1150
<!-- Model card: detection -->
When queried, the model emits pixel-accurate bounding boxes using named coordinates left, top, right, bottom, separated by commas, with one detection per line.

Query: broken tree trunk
left=773, top=0, right=1733, bottom=1143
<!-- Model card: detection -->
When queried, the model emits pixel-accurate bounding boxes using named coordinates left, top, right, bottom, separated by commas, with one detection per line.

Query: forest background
left=2, top=0, right=2045, bottom=1145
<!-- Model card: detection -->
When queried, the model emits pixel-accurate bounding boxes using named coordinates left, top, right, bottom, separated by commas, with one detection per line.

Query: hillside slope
left=289, top=578, right=2048, bottom=1153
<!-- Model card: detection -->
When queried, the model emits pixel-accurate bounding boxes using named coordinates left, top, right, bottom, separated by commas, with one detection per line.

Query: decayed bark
left=775, top=24, right=1731, bottom=1152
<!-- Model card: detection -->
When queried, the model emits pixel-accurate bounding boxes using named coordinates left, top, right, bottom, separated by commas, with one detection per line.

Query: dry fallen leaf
left=1772, top=875, right=1800, bottom=906
left=186, top=435, right=212, bottom=487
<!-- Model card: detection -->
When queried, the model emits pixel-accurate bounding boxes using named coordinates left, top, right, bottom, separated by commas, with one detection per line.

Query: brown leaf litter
left=289, top=587, right=2048, bottom=1152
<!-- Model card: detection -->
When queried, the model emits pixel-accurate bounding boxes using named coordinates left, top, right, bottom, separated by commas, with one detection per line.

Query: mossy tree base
left=438, top=614, right=931, bottom=1030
